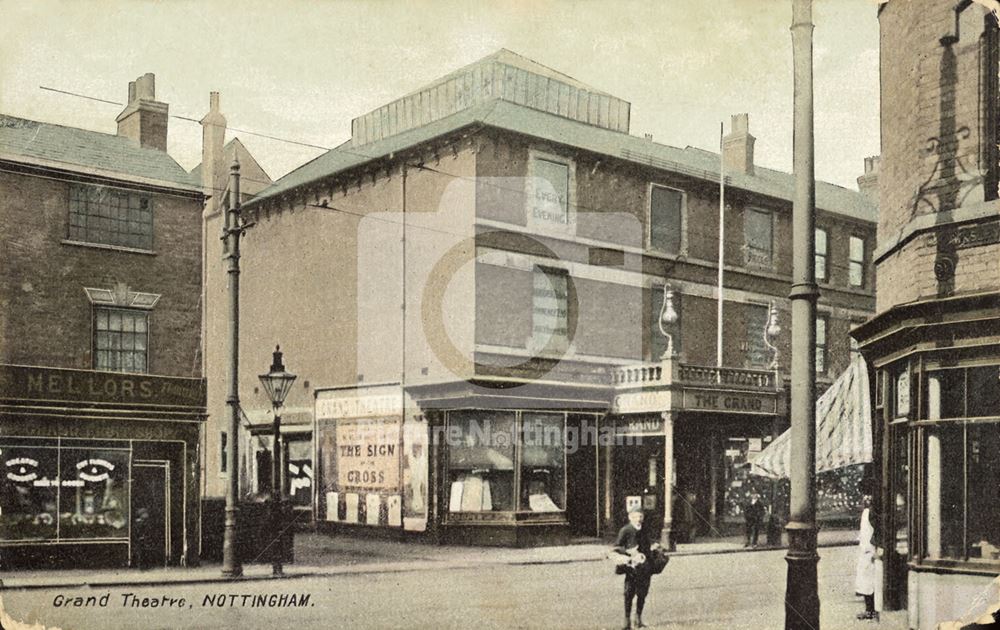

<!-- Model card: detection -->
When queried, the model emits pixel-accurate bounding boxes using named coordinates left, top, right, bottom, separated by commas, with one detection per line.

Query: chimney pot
left=722, top=113, right=755, bottom=175
left=116, top=73, right=168, bottom=151
left=857, top=155, right=880, bottom=203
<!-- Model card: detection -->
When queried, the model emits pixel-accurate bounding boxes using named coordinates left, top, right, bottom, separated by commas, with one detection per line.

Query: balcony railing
left=611, top=360, right=777, bottom=390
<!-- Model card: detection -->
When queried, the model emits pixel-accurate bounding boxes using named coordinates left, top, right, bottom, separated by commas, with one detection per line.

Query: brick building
left=204, top=50, right=877, bottom=546
left=853, top=2, right=1000, bottom=627
left=0, top=74, right=206, bottom=569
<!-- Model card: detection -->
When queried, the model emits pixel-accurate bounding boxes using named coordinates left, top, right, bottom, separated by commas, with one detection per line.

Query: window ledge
left=910, top=559, right=1000, bottom=577
left=62, top=239, right=156, bottom=256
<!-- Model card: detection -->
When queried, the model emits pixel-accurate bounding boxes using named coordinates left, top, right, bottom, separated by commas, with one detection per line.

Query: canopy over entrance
left=750, top=354, right=872, bottom=479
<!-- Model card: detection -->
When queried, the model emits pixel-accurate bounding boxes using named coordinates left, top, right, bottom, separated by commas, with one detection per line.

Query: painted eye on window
left=5, top=457, right=40, bottom=483
left=76, top=458, right=116, bottom=483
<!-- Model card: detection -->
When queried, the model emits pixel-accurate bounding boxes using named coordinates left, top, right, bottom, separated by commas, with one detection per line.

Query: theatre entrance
left=611, top=435, right=666, bottom=541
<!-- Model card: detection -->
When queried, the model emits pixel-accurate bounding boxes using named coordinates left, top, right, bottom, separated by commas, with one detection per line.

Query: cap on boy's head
left=628, top=505, right=643, bottom=514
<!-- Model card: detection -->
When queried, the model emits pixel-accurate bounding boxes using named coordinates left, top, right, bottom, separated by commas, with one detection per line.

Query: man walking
left=744, top=492, right=765, bottom=548
left=614, top=506, right=654, bottom=629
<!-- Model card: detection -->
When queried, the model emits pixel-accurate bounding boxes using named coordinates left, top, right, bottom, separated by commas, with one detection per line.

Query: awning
left=750, top=354, right=873, bottom=479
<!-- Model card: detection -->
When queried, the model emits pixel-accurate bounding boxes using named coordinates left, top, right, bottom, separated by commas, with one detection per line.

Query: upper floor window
left=815, top=315, right=828, bottom=375
left=815, top=228, right=828, bottom=282
left=529, top=157, right=571, bottom=228
left=744, top=208, right=773, bottom=268
left=531, top=267, right=569, bottom=353
left=849, top=236, right=866, bottom=287
left=649, top=185, right=683, bottom=255
left=69, top=184, right=153, bottom=250
left=94, top=307, right=148, bottom=373
left=745, top=304, right=770, bottom=368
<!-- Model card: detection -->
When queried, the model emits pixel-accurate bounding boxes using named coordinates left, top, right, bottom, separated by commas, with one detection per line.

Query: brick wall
left=0, top=170, right=202, bottom=377
left=878, top=0, right=1000, bottom=311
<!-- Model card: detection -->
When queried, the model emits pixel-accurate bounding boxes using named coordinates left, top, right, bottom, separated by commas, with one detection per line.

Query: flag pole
left=717, top=122, right=725, bottom=371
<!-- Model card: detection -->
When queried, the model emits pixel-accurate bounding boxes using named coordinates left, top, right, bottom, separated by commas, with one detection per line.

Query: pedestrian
left=855, top=502, right=880, bottom=622
left=743, top=492, right=765, bottom=548
left=613, top=506, right=655, bottom=629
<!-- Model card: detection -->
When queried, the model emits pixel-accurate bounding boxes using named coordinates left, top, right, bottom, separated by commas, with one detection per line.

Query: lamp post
left=786, top=0, right=821, bottom=627
left=259, top=345, right=297, bottom=577
left=221, top=159, right=250, bottom=579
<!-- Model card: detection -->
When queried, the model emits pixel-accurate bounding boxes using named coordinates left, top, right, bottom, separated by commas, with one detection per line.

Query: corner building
left=212, top=50, right=877, bottom=546
left=853, top=2, right=1000, bottom=628
left=0, top=74, right=206, bottom=569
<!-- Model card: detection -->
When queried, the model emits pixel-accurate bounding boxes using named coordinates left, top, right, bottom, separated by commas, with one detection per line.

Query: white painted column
left=662, top=411, right=674, bottom=549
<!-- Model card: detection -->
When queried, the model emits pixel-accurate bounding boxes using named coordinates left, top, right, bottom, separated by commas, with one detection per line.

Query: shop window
left=1, top=443, right=59, bottom=541
left=1, top=440, right=130, bottom=543
left=849, top=236, right=866, bottom=287
left=966, top=423, right=1000, bottom=561
left=924, top=425, right=965, bottom=559
left=68, top=184, right=153, bottom=250
left=58, top=447, right=130, bottom=540
left=649, top=185, right=683, bottom=255
left=520, top=413, right=565, bottom=512
left=815, top=315, right=828, bottom=375
left=925, top=366, right=1000, bottom=419
left=745, top=304, right=770, bottom=368
left=94, top=307, right=148, bottom=374
left=531, top=267, right=569, bottom=353
left=743, top=207, right=773, bottom=268
left=815, top=228, right=828, bottom=282
left=447, top=411, right=515, bottom=512
left=894, top=369, right=910, bottom=419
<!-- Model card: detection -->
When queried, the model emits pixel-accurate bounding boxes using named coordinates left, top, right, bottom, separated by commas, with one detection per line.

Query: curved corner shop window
left=1, top=442, right=129, bottom=543
left=447, top=411, right=515, bottom=512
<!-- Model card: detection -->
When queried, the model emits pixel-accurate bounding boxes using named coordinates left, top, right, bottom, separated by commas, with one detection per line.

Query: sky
left=0, top=0, right=881, bottom=190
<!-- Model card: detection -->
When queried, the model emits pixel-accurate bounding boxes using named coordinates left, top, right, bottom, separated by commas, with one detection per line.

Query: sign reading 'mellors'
left=0, top=364, right=206, bottom=407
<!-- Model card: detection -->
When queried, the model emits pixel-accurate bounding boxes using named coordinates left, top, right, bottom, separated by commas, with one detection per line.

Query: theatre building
left=215, top=50, right=877, bottom=546
left=853, top=2, right=1000, bottom=628
left=0, top=74, right=206, bottom=569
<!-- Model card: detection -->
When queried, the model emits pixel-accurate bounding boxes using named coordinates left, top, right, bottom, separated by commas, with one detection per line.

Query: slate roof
left=0, top=114, right=199, bottom=191
left=250, top=99, right=876, bottom=223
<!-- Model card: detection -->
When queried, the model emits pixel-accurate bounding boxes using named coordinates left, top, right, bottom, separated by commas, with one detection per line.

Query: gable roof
left=190, top=137, right=274, bottom=196
left=250, top=99, right=876, bottom=222
left=0, top=114, right=199, bottom=191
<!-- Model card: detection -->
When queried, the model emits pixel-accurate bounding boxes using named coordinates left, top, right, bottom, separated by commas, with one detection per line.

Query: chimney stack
left=200, top=92, right=227, bottom=208
left=722, top=113, right=755, bottom=175
left=116, top=73, right=169, bottom=151
left=857, top=156, right=880, bottom=204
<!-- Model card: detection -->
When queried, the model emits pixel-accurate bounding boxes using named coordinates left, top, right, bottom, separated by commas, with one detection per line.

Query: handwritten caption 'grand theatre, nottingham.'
left=50, top=591, right=315, bottom=610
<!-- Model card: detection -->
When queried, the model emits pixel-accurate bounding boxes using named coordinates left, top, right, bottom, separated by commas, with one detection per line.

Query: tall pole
left=271, top=399, right=283, bottom=576
left=221, top=159, right=244, bottom=578
left=717, top=122, right=725, bottom=369
left=785, top=0, right=820, bottom=628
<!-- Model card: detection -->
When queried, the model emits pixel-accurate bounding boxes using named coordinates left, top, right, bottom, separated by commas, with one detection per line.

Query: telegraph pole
left=785, top=0, right=820, bottom=627
left=221, top=159, right=245, bottom=578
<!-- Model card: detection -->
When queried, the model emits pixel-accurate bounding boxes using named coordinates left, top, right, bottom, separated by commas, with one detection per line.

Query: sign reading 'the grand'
left=0, top=364, right=206, bottom=408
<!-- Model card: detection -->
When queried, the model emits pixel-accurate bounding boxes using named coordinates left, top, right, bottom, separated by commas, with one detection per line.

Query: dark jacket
left=614, top=523, right=652, bottom=556
left=744, top=499, right=765, bottom=524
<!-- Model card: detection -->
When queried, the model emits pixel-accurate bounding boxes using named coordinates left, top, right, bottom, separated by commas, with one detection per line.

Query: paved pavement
left=0, top=528, right=860, bottom=590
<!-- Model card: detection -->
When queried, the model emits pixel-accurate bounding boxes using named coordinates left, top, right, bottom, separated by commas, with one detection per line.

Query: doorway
left=612, top=436, right=665, bottom=540
left=132, top=461, right=170, bottom=568
left=565, top=415, right=599, bottom=537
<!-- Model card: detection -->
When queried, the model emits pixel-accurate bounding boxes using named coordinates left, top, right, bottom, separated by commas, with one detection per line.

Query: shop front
left=609, top=359, right=785, bottom=547
left=854, top=293, right=1000, bottom=628
left=0, top=364, right=205, bottom=570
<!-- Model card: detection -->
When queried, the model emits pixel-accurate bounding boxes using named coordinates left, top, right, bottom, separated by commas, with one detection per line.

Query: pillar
left=661, top=412, right=674, bottom=549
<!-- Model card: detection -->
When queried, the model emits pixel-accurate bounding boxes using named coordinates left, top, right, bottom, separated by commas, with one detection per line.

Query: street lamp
left=764, top=301, right=781, bottom=370
left=658, top=284, right=679, bottom=359
left=259, top=345, right=297, bottom=577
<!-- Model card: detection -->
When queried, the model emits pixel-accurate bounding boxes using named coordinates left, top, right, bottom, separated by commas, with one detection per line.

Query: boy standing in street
left=614, top=506, right=653, bottom=629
